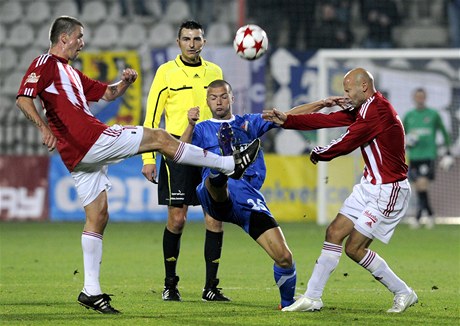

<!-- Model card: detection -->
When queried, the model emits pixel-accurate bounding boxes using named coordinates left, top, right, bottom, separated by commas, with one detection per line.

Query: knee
left=275, top=249, right=293, bottom=269
left=85, top=210, right=109, bottom=234
left=205, top=216, right=223, bottom=232
left=168, top=214, right=186, bottom=232
left=325, top=223, right=341, bottom=243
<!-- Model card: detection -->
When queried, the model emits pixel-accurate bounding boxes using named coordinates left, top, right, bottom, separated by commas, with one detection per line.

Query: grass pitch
left=1, top=221, right=459, bottom=325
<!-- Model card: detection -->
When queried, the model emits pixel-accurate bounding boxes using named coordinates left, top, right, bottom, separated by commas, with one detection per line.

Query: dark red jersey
left=17, top=54, right=108, bottom=171
left=283, top=92, right=407, bottom=184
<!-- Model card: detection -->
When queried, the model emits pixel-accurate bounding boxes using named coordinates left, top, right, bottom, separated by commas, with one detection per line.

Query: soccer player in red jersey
left=263, top=68, right=418, bottom=313
left=16, top=16, right=259, bottom=314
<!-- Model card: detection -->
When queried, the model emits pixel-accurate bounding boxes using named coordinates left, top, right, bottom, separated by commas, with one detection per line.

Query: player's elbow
left=16, top=96, right=29, bottom=111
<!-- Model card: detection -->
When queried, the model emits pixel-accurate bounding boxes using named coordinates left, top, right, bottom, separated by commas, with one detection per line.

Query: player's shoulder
left=31, top=53, right=57, bottom=69
left=202, top=59, right=222, bottom=71
left=157, top=59, right=178, bottom=71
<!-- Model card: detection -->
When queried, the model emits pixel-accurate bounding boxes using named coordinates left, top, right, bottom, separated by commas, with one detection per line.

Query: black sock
left=209, top=171, right=228, bottom=188
left=418, top=191, right=433, bottom=217
left=415, top=209, right=422, bottom=221
left=163, top=227, right=182, bottom=278
left=420, top=191, right=433, bottom=216
left=204, top=229, right=223, bottom=288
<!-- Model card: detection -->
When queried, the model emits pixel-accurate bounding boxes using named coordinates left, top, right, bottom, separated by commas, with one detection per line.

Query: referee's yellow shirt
left=142, top=55, right=223, bottom=165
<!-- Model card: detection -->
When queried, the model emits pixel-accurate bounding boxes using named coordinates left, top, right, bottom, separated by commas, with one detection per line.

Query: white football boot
left=387, top=289, right=418, bottom=313
left=281, top=296, right=323, bottom=312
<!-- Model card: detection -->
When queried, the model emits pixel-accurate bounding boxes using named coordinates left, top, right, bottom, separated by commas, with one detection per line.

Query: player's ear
left=60, top=32, right=70, bottom=45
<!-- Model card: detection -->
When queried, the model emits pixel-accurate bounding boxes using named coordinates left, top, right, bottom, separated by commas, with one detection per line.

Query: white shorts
left=71, top=125, right=143, bottom=206
left=340, top=176, right=411, bottom=244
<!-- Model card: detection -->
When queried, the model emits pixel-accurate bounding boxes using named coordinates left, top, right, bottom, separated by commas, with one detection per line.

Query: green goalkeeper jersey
left=403, top=107, right=450, bottom=161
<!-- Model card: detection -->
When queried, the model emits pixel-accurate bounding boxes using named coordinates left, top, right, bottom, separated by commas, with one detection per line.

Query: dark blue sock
left=274, top=263, right=297, bottom=308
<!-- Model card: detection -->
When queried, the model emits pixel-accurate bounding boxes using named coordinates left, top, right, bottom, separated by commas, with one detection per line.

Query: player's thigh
left=326, top=213, right=355, bottom=243
left=139, top=127, right=178, bottom=155
left=354, top=180, right=410, bottom=244
left=71, top=165, right=111, bottom=207
left=80, top=125, right=143, bottom=165
left=256, top=226, right=292, bottom=266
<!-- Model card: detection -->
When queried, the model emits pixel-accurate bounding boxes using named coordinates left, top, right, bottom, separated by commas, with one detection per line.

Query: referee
left=142, top=20, right=229, bottom=302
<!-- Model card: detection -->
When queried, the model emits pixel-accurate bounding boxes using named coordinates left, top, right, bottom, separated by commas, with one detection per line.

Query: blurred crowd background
left=1, top=0, right=459, bottom=155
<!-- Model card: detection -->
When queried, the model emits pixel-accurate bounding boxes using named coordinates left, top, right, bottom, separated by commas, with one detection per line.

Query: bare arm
left=262, top=96, right=351, bottom=126
left=287, top=96, right=350, bottom=115
left=180, top=107, right=200, bottom=143
left=16, top=96, right=57, bottom=152
left=102, top=68, right=138, bottom=101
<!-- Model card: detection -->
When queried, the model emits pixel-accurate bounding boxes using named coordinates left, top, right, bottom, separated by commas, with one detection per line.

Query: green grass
left=1, top=221, right=459, bottom=325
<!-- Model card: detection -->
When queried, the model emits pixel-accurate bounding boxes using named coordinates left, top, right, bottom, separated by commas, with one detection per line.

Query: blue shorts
left=197, top=178, right=274, bottom=235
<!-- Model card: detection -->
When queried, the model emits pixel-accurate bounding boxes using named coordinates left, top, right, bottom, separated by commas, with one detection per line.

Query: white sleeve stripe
left=36, top=54, right=50, bottom=67
left=25, top=88, right=34, bottom=96
left=359, top=96, right=374, bottom=119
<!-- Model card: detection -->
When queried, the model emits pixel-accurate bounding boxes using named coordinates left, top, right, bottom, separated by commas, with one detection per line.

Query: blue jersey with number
left=192, top=114, right=277, bottom=232
left=192, top=114, right=276, bottom=189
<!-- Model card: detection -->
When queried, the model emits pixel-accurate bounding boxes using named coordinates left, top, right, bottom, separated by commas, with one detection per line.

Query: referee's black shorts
left=158, top=155, right=202, bottom=207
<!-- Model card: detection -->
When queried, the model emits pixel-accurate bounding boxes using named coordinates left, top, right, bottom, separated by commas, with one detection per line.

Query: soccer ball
left=233, top=24, right=268, bottom=60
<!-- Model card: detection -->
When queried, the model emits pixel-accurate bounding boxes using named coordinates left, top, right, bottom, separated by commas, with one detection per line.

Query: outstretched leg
left=255, top=222, right=296, bottom=308
left=282, top=214, right=353, bottom=312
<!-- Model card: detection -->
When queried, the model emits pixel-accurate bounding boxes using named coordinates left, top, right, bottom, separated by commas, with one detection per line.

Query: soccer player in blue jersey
left=180, top=79, right=297, bottom=308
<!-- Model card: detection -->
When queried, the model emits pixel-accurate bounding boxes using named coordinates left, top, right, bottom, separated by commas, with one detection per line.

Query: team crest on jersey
left=241, top=120, right=249, bottom=131
left=25, top=73, right=40, bottom=84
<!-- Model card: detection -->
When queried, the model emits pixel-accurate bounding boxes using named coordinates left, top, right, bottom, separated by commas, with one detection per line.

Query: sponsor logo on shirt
left=25, top=73, right=40, bottom=84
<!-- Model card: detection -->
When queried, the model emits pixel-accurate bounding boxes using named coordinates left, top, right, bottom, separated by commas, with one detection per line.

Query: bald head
left=343, top=68, right=377, bottom=108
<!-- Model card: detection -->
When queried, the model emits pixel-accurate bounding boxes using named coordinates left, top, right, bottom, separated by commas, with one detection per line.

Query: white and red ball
left=233, top=24, right=268, bottom=60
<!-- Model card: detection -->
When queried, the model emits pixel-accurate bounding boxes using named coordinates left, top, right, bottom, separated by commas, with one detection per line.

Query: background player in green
left=403, top=88, right=451, bottom=229
left=141, top=20, right=228, bottom=301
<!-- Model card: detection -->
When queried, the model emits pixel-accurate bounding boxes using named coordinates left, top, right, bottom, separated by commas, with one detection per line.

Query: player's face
left=207, top=85, right=233, bottom=120
left=343, top=77, right=365, bottom=108
left=177, top=28, right=206, bottom=64
left=66, top=26, right=85, bottom=61
left=414, top=90, right=426, bottom=108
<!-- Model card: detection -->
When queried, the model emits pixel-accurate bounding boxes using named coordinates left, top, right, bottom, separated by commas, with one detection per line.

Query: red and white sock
left=81, top=231, right=103, bottom=296
left=173, top=142, right=234, bottom=174
left=305, top=241, right=342, bottom=299
left=360, top=249, right=411, bottom=295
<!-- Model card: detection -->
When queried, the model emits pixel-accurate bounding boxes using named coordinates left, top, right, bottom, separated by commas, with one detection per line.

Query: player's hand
left=187, top=107, right=200, bottom=126
left=40, top=125, right=57, bottom=152
left=262, top=108, right=287, bottom=125
left=309, top=149, right=320, bottom=164
left=142, top=163, right=158, bottom=184
left=439, top=154, right=455, bottom=171
left=324, top=96, right=353, bottom=110
left=121, top=68, right=138, bottom=84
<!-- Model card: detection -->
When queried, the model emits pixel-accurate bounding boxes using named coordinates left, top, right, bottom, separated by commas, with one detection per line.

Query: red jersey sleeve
left=283, top=110, right=356, bottom=130
left=17, top=54, right=55, bottom=99
left=76, top=69, right=107, bottom=102
left=315, top=106, right=383, bottom=160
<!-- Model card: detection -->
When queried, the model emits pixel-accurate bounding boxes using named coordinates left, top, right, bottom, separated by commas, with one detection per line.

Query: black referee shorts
left=158, top=155, right=202, bottom=207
